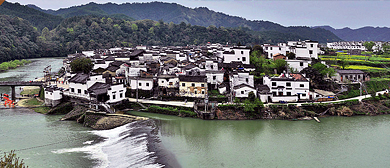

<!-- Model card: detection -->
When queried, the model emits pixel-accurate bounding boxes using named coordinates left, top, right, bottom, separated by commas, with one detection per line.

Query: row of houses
left=45, top=41, right=370, bottom=107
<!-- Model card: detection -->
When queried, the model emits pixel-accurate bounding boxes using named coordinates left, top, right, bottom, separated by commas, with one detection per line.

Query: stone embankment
left=57, top=104, right=148, bottom=130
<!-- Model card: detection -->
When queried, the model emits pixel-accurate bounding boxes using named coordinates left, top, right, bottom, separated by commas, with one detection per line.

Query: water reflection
left=131, top=111, right=390, bottom=168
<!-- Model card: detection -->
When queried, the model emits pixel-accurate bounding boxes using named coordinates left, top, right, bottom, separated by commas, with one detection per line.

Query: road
left=128, top=98, right=194, bottom=108
left=128, top=90, right=389, bottom=108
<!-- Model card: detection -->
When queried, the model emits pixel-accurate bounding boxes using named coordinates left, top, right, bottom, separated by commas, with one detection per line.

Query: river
left=2, top=58, right=390, bottom=168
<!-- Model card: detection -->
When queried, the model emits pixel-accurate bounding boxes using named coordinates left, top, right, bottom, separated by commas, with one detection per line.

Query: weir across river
left=0, top=81, right=44, bottom=100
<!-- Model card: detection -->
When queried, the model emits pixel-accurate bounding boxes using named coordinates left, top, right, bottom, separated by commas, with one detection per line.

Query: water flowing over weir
left=53, top=120, right=165, bottom=168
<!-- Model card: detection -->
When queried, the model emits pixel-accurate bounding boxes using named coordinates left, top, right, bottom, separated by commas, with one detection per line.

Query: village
left=40, top=39, right=381, bottom=119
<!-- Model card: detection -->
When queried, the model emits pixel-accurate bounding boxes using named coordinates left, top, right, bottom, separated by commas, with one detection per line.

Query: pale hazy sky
left=6, top=0, right=390, bottom=29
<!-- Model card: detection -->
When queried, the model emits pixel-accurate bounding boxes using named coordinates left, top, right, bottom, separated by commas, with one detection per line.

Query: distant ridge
left=28, top=1, right=341, bottom=43
left=315, top=25, right=390, bottom=41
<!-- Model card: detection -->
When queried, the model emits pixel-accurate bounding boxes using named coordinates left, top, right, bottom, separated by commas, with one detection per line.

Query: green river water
left=1, top=58, right=390, bottom=168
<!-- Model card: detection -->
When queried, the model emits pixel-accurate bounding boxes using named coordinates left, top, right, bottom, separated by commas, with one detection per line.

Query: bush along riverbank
left=0, top=59, right=31, bottom=72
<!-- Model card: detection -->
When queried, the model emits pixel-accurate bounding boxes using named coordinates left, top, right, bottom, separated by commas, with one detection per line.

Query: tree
left=274, top=59, right=287, bottom=74
left=70, top=57, right=93, bottom=74
left=363, top=41, right=375, bottom=51
left=286, top=52, right=296, bottom=59
left=382, top=43, right=390, bottom=55
left=338, top=57, right=349, bottom=69
left=312, top=62, right=335, bottom=77
left=0, top=150, right=28, bottom=168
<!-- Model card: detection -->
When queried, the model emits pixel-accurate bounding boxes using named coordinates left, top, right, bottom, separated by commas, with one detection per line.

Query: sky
left=5, top=0, right=390, bottom=29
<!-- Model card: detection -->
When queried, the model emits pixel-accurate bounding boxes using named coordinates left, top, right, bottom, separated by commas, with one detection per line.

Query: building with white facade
left=263, top=73, right=310, bottom=102
left=222, top=47, right=250, bottom=65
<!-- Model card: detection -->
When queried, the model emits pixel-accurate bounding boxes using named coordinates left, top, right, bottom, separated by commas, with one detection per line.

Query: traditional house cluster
left=46, top=40, right=368, bottom=106
left=263, top=40, right=320, bottom=73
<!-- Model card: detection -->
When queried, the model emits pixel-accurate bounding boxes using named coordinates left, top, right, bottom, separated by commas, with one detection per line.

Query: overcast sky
left=6, top=0, right=390, bottom=29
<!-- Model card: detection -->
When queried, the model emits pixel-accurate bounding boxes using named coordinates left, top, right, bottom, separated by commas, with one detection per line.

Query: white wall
left=107, top=84, right=126, bottom=103
left=130, top=78, right=153, bottom=90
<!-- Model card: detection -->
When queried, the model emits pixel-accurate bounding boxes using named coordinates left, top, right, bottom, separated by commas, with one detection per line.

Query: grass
left=20, top=88, right=40, bottom=95
left=25, top=98, right=43, bottom=106
left=33, top=106, right=51, bottom=114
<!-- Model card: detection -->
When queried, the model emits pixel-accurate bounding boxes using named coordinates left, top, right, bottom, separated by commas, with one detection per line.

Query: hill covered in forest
left=29, top=1, right=341, bottom=43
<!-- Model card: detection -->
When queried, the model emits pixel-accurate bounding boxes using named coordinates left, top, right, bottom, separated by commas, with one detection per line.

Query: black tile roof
left=179, top=75, right=206, bottom=82
left=69, top=73, right=89, bottom=84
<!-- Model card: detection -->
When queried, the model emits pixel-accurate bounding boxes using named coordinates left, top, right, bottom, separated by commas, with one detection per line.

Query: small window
left=202, top=91, right=205, bottom=94
left=120, top=93, right=123, bottom=98
left=309, top=50, right=313, bottom=54
left=310, top=44, right=314, bottom=48
left=213, top=76, right=216, bottom=80
left=302, top=94, right=306, bottom=97
left=146, top=83, right=149, bottom=86
left=211, top=65, right=214, bottom=69
left=273, top=92, right=276, bottom=96
left=246, top=78, right=249, bottom=83
left=300, top=84, right=304, bottom=87
left=195, top=91, right=197, bottom=94
left=113, top=94, right=116, bottom=99
left=272, top=82, right=276, bottom=86
left=84, top=90, right=87, bottom=94
left=169, top=82, right=173, bottom=85
left=161, top=81, right=164, bottom=83
left=265, top=47, right=268, bottom=50
left=279, top=47, right=281, bottom=50
left=71, top=88, right=74, bottom=92
left=201, top=84, right=205, bottom=87
left=300, top=62, right=303, bottom=66
left=139, top=83, right=142, bottom=86
left=286, top=82, right=291, bottom=87
left=242, top=57, right=246, bottom=62
left=182, top=83, right=185, bottom=87
left=241, top=91, right=244, bottom=94
left=237, top=58, right=240, bottom=60
left=270, top=47, right=273, bottom=50
left=241, top=51, right=244, bottom=54
left=192, top=83, right=195, bottom=87
left=78, top=89, right=81, bottom=94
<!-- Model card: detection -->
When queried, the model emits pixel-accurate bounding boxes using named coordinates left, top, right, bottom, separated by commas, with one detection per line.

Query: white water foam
left=53, top=122, right=164, bottom=168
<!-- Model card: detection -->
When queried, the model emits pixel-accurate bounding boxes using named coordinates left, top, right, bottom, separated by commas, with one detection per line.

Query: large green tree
left=70, top=57, right=93, bottom=74
left=363, top=41, right=375, bottom=51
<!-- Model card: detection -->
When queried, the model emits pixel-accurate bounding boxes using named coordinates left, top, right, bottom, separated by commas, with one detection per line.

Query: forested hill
left=30, top=1, right=341, bottom=43
left=0, top=1, right=63, bottom=30
left=315, top=26, right=390, bottom=41
left=0, top=15, right=269, bottom=62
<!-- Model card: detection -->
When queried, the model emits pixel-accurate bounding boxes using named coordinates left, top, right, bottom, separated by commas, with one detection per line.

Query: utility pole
left=136, top=77, right=139, bottom=102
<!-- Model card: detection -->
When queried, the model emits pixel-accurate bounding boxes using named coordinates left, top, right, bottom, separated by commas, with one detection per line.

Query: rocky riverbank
left=215, top=98, right=390, bottom=120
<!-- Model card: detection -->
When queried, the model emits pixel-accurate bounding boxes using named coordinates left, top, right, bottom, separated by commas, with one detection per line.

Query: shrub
left=0, top=150, right=28, bottom=168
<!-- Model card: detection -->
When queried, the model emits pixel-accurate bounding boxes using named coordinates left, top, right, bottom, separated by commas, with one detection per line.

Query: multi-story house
left=222, top=47, right=251, bottom=65
left=263, top=73, right=310, bottom=102
left=179, top=75, right=208, bottom=98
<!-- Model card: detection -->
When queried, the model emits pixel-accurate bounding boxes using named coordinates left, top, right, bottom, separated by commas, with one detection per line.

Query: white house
left=158, top=75, right=179, bottom=88
left=222, top=47, right=250, bottom=65
left=230, top=71, right=254, bottom=87
left=263, top=73, right=310, bottom=102
left=129, top=77, right=154, bottom=91
left=234, top=84, right=257, bottom=98
left=44, top=86, right=63, bottom=107
left=288, top=40, right=319, bottom=59
left=286, top=60, right=311, bottom=72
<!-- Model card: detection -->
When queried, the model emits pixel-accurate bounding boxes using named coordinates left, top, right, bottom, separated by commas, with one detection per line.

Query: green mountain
left=31, top=2, right=341, bottom=43
left=0, top=1, right=63, bottom=30
left=315, top=26, right=390, bottom=41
